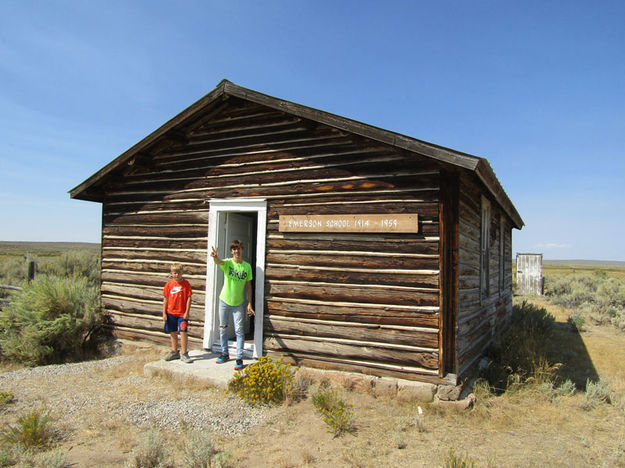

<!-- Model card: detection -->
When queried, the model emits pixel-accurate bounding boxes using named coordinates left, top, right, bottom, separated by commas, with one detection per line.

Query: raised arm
left=210, top=246, right=224, bottom=265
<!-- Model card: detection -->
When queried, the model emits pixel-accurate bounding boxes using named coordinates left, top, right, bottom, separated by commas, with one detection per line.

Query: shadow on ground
left=550, top=321, right=599, bottom=389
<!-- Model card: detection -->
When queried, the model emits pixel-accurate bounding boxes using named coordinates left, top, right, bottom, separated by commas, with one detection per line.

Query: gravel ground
left=0, top=353, right=267, bottom=437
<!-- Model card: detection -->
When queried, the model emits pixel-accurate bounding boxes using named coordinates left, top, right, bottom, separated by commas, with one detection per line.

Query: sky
left=0, top=1, right=623, bottom=261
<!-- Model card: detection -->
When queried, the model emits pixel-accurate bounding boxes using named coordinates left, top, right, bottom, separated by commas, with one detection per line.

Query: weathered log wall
left=100, top=97, right=444, bottom=380
left=456, top=173, right=513, bottom=376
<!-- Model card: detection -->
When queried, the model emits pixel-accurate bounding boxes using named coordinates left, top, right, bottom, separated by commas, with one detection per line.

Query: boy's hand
left=210, top=246, right=218, bottom=258
left=247, top=303, right=255, bottom=317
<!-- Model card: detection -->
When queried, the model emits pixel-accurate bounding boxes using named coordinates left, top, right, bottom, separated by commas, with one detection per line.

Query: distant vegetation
left=512, top=259, right=625, bottom=332
left=544, top=272, right=625, bottom=331
left=0, top=241, right=108, bottom=366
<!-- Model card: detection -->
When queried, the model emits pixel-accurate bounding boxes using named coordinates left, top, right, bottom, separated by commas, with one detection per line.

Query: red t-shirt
left=163, top=279, right=192, bottom=317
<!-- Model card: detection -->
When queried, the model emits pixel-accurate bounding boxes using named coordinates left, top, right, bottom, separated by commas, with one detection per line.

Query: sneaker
left=234, top=359, right=244, bottom=371
left=216, top=354, right=229, bottom=364
left=180, top=352, right=192, bottom=364
left=163, top=350, right=180, bottom=361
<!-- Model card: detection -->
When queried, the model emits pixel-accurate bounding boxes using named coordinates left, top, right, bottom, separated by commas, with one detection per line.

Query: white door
left=204, top=199, right=267, bottom=359
left=216, top=213, right=255, bottom=345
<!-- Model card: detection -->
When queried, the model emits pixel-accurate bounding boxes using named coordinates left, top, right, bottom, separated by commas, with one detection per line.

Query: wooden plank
left=267, top=281, right=439, bottom=307
left=267, top=351, right=445, bottom=383
left=266, top=237, right=439, bottom=255
left=266, top=253, right=440, bottom=271
left=101, top=271, right=207, bottom=292
left=101, top=281, right=206, bottom=305
left=265, top=299, right=439, bottom=327
left=264, top=336, right=439, bottom=369
left=266, top=265, right=438, bottom=289
left=265, top=315, right=438, bottom=348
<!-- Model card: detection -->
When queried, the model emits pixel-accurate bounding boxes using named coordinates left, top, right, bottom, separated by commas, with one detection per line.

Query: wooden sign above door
left=279, top=214, right=419, bottom=233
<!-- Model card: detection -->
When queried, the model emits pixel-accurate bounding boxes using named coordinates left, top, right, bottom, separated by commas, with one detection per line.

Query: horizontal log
left=102, top=237, right=207, bottom=250
left=103, top=200, right=204, bottom=216
left=101, top=260, right=207, bottom=276
left=266, top=252, right=439, bottom=270
left=102, top=296, right=202, bottom=324
left=108, top=310, right=203, bottom=340
left=274, top=191, right=440, bottom=206
left=163, top=133, right=358, bottom=166
left=267, top=351, right=444, bottom=383
left=264, top=315, right=438, bottom=348
left=458, top=275, right=480, bottom=290
left=103, top=211, right=208, bottom=226
left=103, top=225, right=208, bottom=238
left=133, top=151, right=411, bottom=185
left=111, top=326, right=203, bottom=347
left=266, top=299, right=439, bottom=327
left=101, top=282, right=206, bottom=305
left=102, top=248, right=206, bottom=263
left=264, top=335, right=439, bottom=369
left=266, top=237, right=439, bottom=255
left=267, top=281, right=439, bottom=307
left=107, top=185, right=436, bottom=206
left=101, top=270, right=207, bottom=291
left=121, top=162, right=438, bottom=194
left=268, top=201, right=440, bottom=218
left=266, top=265, right=439, bottom=289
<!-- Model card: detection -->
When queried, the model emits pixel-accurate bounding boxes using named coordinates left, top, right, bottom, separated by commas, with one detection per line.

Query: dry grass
left=0, top=297, right=624, bottom=467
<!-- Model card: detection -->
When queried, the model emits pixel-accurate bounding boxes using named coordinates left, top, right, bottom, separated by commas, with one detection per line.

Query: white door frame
left=203, top=198, right=267, bottom=358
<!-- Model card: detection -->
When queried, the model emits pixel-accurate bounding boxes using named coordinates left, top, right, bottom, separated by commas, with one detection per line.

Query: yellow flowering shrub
left=1, top=409, right=53, bottom=449
left=228, top=356, right=295, bottom=405
left=311, top=385, right=354, bottom=436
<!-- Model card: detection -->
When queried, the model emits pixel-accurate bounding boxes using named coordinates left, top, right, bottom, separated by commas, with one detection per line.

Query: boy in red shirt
left=162, top=263, right=193, bottom=363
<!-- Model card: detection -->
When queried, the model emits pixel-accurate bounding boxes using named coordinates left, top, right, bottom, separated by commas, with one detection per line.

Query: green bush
left=481, top=301, right=558, bottom=393
left=228, top=356, right=296, bottom=405
left=0, top=276, right=109, bottom=366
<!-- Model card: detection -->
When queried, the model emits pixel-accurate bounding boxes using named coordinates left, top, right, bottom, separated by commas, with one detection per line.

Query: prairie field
left=0, top=244, right=624, bottom=467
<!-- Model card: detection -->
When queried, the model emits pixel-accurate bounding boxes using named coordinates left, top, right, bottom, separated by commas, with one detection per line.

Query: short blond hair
left=170, top=263, right=184, bottom=273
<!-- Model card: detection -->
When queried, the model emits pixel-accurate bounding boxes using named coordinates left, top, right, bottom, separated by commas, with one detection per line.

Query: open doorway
left=203, top=199, right=267, bottom=358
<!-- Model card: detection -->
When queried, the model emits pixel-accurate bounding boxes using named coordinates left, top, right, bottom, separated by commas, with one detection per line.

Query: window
left=480, top=197, right=490, bottom=300
left=499, top=215, right=505, bottom=295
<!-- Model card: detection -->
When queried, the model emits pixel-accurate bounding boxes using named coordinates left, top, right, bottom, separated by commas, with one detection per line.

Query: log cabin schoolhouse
left=70, top=80, right=523, bottom=386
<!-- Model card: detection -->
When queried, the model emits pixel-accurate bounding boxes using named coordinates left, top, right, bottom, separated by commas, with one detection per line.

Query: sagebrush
left=545, top=273, right=625, bottom=330
left=0, top=276, right=109, bottom=366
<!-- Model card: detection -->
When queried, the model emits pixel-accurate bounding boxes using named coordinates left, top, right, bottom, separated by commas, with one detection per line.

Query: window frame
left=480, top=196, right=491, bottom=301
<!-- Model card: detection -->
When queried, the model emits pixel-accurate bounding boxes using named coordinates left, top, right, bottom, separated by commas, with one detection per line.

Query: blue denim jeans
left=218, top=299, right=245, bottom=360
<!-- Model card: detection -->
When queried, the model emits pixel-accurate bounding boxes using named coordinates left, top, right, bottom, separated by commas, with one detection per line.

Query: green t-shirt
left=219, top=259, right=253, bottom=306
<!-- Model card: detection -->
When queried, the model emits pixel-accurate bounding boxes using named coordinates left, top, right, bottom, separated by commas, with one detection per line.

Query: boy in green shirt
left=210, top=240, right=254, bottom=370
